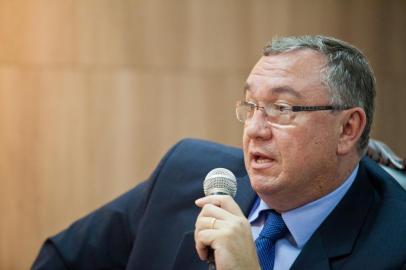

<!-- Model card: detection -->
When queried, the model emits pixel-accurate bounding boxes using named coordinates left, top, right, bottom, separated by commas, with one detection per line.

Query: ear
left=337, top=108, right=366, bottom=155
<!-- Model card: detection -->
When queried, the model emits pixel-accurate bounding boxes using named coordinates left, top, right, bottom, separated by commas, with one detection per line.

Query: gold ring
left=210, top=217, right=216, bottom=229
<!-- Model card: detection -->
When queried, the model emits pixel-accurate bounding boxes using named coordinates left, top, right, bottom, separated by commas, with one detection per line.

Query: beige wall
left=0, top=0, right=405, bottom=269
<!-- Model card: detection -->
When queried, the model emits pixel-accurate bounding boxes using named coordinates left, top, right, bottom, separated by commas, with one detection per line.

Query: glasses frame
left=235, top=100, right=352, bottom=124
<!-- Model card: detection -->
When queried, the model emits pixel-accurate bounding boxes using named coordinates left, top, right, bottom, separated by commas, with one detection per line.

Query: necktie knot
left=258, top=210, right=288, bottom=241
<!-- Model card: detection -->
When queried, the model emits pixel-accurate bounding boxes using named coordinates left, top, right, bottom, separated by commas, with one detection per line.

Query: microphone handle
left=208, top=248, right=216, bottom=270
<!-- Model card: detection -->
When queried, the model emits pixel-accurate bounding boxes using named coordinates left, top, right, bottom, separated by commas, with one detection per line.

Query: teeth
left=256, top=158, right=271, bottom=164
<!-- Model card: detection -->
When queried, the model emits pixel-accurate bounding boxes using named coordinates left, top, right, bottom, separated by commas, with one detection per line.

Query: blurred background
left=0, top=0, right=405, bottom=269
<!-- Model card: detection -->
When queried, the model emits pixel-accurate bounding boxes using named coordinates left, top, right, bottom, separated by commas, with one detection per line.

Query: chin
left=248, top=172, right=282, bottom=195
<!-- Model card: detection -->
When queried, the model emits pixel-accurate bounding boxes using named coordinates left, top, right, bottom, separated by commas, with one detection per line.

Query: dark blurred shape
left=367, top=139, right=405, bottom=171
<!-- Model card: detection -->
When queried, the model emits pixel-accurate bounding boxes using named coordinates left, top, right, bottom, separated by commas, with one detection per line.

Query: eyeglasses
left=235, top=100, right=351, bottom=125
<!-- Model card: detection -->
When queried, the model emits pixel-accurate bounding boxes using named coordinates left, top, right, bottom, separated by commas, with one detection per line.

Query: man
left=33, top=36, right=406, bottom=269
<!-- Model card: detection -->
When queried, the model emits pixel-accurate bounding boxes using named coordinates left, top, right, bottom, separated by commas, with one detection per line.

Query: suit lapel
left=291, top=162, right=375, bottom=269
left=290, top=230, right=331, bottom=270
left=170, top=231, right=208, bottom=270
left=171, top=174, right=257, bottom=269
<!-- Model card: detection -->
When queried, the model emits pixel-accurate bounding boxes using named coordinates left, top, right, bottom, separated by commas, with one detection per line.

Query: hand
left=194, top=195, right=260, bottom=270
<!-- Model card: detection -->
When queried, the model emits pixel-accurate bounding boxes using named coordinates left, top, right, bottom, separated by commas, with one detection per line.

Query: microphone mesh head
left=203, top=168, right=237, bottom=197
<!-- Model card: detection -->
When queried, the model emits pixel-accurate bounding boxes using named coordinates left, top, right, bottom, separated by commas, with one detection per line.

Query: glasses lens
left=236, top=101, right=292, bottom=125
left=265, top=104, right=293, bottom=125
left=236, top=101, right=249, bottom=122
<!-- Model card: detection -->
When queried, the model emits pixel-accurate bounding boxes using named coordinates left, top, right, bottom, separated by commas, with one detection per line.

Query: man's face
left=243, top=49, right=343, bottom=211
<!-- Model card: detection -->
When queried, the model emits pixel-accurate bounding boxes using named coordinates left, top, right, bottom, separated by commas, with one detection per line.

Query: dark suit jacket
left=32, top=138, right=406, bottom=269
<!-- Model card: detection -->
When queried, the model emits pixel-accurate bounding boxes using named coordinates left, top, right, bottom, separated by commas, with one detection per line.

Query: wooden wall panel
left=0, top=0, right=405, bottom=269
left=0, top=0, right=76, bottom=64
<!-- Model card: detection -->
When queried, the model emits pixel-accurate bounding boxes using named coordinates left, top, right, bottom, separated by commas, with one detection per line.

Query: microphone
left=203, top=168, right=237, bottom=270
left=204, top=168, right=237, bottom=197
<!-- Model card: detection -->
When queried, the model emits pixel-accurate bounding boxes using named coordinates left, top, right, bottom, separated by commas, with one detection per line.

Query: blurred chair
left=367, top=139, right=406, bottom=190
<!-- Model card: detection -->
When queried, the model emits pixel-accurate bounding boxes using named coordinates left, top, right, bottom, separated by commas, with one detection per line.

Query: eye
left=244, top=101, right=257, bottom=111
left=274, top=103, right=292, bottom=113
left=242, top=102, right=256, bottom=118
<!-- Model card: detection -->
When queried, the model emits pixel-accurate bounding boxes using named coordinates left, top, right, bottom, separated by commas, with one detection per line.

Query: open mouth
left=251, top=152, right=275, bottom=169
left=256, top=156, right=273, bottom=163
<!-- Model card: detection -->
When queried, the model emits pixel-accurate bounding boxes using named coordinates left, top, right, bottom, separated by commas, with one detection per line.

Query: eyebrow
left=244, top=83, right=303, bottom=99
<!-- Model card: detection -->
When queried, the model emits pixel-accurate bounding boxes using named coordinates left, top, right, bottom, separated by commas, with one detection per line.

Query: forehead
left=245, top=49, right=329, bottom=100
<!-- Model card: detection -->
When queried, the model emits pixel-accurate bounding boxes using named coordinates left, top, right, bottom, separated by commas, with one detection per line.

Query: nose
left=244, top=109, right=272, bottom=140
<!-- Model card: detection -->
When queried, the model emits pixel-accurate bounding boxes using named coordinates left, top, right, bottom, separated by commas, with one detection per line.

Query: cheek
left=277, top=124, right=327, bottom=160
left=242, top=131, right=248, bottom=150
left=286, top=122, right=338, bottom=163
left=242, top=131, right=250, bottom=164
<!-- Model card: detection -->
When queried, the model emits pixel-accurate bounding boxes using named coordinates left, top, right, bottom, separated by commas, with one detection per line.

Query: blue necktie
left=255, top=210, right=288, bottom=270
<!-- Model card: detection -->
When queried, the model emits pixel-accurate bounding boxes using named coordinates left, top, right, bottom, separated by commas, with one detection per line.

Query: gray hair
left=263, top=35, right=376, bottom=154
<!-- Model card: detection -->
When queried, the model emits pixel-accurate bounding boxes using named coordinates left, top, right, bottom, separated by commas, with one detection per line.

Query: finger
left=195, top=216, right=225, bottom=231
left=195, top=240, right=208, bottom=261
left=194, top=228, right=219, bottom=261
left=194, top=229, right=210, bottom=261
left=195, top=216, right=215, bottom=231
left=195, top=195, right=231, bottom=207
left=198, top=203, right=236, bottom=221
left=195, top=195, right=245, bottom=216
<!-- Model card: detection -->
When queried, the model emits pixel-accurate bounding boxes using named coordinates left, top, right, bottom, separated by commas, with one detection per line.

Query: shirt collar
left=249, top=165, right=359, bottom=248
